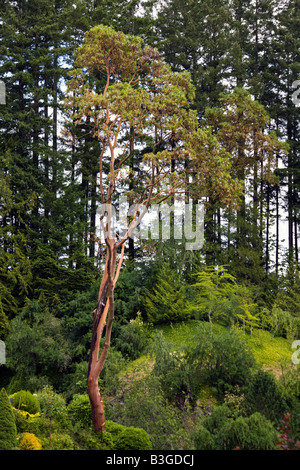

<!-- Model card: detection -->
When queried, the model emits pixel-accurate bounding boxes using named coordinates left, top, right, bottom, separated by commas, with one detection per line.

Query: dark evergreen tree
left=0, top=388, right=17, bottom=450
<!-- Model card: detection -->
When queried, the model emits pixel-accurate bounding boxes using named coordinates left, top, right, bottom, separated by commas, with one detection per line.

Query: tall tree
left=65, top=24, right=241, bottom=433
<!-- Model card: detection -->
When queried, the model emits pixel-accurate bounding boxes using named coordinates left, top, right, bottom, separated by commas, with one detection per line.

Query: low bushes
left=19, top=432, right=42, bottom=450
left=10, top=390, right=40, bottom=415
left=193, top=405, right=278, bottom=450
left=0, top=388, right=17, bottom=450
left=114, top=426, right=152, bottom=450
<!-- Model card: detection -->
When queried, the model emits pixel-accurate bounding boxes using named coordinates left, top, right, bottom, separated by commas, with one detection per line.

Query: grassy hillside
left=122, top=320, right=294, bottom=381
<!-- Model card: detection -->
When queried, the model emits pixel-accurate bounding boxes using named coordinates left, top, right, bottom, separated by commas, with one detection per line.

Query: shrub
left=41, top=432, right=74, bottom=450
left=151, top=332, right=191, bottom=403
left=100, top=347, right=128, bottom=395
left=19, top=432, right=42, bottom=450
left=188, top=328, right=255, bottom=398
left=244, top=369, right=286, bottom=422
left=84, top=431, right=114, bottom=450
left=67, top=394, right=92, bottom=430
left=13, top=407, right=40, bottom=433
left=109, top=375, right=191, bottom=450
left=193, top=405, right=278, bottom=450
left=105, top=420, right=126, bottom=438
left=193, top=426, right=215, bottom=450
left=0, top=387, right=17, bottom=450
left=114, top=426, right=152, bottom=450
left=222, top=412, right=277, bottom=450
left=114, top=314, right=150, bottom=360
left=10, top=390, right=40, bottom=414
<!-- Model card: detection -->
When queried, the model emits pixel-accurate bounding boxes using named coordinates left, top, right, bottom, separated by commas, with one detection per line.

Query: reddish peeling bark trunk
left=87, top=238, right=124, bottom=433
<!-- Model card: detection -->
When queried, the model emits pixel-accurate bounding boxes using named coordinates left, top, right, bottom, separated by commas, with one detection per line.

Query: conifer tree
left=0, top=388, right=17, bottom=450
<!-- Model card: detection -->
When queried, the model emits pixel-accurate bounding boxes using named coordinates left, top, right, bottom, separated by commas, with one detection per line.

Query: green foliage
left=194, top=405, right=278, bottom=450
left=279, top=366, right=300, bottom=402
left=244, top=369, right=287, bottom=422
left=0, top=387, right=17, bottom=450
left=114, top=313, right=150, bottom=360
left=187, top=265, right=236, bottom=325
left=187, top=326, right=255, bottom=398
left=113, top=264, right=151, bottom=323
left=56, top=282, right=100, bottom=363
left=188, top=266, right=260, bottom=331
left=114, top=426, right=152, bottom=450
left=83, top=431, right=114, bottom=451
left=268, top=306, right=300, bottom=340
left=105, top=420, right=126, bottom=438
left=0, top=310, right=10, bottom=341
left=151, top=332, right=191, bottom=403
left=100, top=347, right=128, bottom=396
left=36, top=385, right=66, bottom=420
left=5, top=301, right=72, bottom=391
left=10, top=390, right=40, bottom=415
left=67, top=394, right=92, bottom=430
left=108, top=374, right=192, bottom=450
left=41, top=432, right=74, bottom=450
left=144, top=264, right=189, bottom=324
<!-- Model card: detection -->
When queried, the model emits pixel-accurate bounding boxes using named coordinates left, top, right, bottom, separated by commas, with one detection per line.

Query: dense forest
left=1, top=0, right=300, bottom=452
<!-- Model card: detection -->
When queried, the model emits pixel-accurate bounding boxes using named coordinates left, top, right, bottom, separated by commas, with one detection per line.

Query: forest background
left=1, top=0, right=300, bottom=452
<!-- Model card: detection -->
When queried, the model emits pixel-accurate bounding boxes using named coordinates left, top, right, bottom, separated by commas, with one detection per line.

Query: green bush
left=10, top=390, right=40, bottom=414
left=151, top=332, right=191, bottom=403
left=188, top=328, right=255, bottom=398
left=194, top=405, right=278, bottom=450
left=105, top=420, right=126, bottom=438
left=41, top=432, right=75, bottom=450
left=0, top=388, right=17, bottom=450
left=13, top=407, right=40, bottom=433
left=114, top=426, right=152, bottom=450
left=67, top=394, right=92, bottom=430
left=114, top=315, right=150, bottom=360
left=108, top=375, right=192, bottom=450
left=84, top=431, right=114, bottom=450
left=244, top=369, right=286, bottom=422
left=193, top=426, right=215, bottom=450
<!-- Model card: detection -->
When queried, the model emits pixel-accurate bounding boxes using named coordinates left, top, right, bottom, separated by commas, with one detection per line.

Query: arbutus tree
left=64, top=24, right=242, bottom=433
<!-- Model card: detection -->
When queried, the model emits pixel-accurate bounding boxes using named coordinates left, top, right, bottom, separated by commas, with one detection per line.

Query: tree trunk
left=87, top=238, right=124, bottom=433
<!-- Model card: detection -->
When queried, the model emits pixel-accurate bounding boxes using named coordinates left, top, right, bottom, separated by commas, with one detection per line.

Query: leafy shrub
left=13, top=407, right=40, bottom=433
left=105, top=420, right=126, bottom=438
left=0, top=388, right=17, bottom=450
left=193, top=426, right=215, bottom=450
left=19, top=432, right=42, bottom=450
left=244, top=369, right=286, bottom=422
left=84, top=431, right=114, bottom=450
left=194, top=405, right=278, bottom=450
left=67, top=394, right=92, bottom=430
left=188, top=328, right=255, bottom=398
left=269, top=306, right=300, bottom=339
left=100, top=346, right=128, bottom=395
left=114, top=313, right=150, bottom=360
left=114, top=426, right=152, bottom=450
left=36, top=385, right=66, bottom=420
left=108, top=375, right=190, bottom=450
left=222, top=412, right=277, bottom=450
left=151, top=332, right=191, bottom=403
left=10, top=390, right=40, bottom=414
left=41, top=432, right=74, bottom=450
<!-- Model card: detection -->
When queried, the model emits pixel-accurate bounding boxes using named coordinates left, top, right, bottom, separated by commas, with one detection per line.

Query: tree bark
left=87, top=238, right=124, bottom=433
